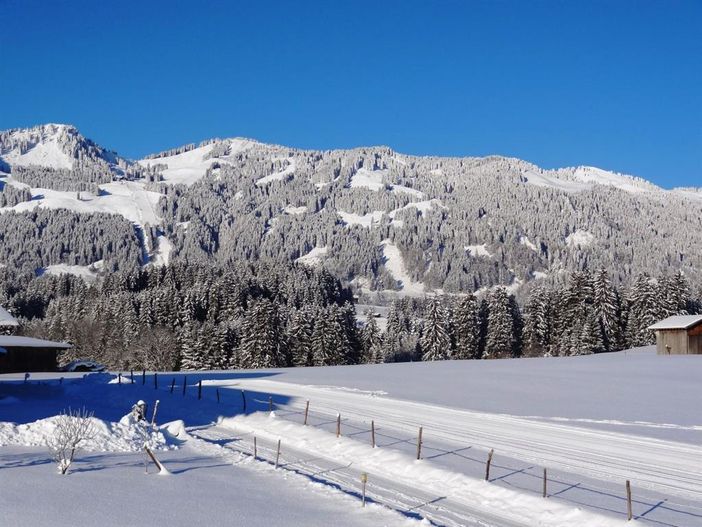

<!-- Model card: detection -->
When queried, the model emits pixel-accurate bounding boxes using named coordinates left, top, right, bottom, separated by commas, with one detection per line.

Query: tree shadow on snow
left=0, top=370, right=287, bottom=429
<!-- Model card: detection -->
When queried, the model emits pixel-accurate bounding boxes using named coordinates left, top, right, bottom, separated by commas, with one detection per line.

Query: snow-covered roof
left=648, top=315, right=702, bottom=331
left=0, top=336, right=72, bottom=349
left=0, top=305, right=19, bottom=327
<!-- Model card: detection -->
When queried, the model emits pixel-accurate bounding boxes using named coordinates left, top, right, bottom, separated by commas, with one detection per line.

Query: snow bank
left=0, top=415, right=169, bottom=452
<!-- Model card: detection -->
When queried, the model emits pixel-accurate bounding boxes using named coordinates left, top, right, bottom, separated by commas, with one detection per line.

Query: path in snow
left=203, top=378, right=702, bottom=527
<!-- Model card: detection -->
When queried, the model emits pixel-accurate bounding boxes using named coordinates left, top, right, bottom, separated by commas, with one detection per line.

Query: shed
left=0, top=336, right=72, bottom=373
left=648, top=315, right=702, bottom=355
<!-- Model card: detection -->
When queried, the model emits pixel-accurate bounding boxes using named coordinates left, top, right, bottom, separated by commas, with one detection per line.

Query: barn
left=0, top=335, right=72, bottom=373
left=648, top=315, right=702, bottom=355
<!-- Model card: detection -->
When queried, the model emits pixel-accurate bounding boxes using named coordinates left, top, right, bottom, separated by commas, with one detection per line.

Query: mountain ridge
left=3, top=122, right=696, bottom=192
left=1, top=123, right=701, bottom=296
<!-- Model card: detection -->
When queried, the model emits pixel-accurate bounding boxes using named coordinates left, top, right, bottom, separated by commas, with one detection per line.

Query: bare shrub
left=46, top=407, right=98, bottom=475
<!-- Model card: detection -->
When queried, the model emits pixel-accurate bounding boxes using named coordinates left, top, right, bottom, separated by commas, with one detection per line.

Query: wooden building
left=648, top=315, right=702, bottom=355
left=0, top=336, right=72, bottom=373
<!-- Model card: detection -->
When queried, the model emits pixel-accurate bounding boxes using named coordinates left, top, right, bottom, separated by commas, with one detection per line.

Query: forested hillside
left=2, top=124, right=702, bottom=297
left=0, top=262, right=698, bottom=370
left=0, top=123, right=701, bottom=369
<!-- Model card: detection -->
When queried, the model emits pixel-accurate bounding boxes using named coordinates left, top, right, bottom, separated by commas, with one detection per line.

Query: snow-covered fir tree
left=420, top=297, right=451, bottom=361
left=483, top=287, right=520, bottom=359
left=452, top=295, right=480, bottom=360
left=361, top=310, right=384, bottom=364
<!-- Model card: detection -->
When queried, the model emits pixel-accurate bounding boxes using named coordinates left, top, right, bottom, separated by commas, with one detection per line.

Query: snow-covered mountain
left=0, top=123, right=126, bottom=173
left=1, top=123, right=701, bottom=294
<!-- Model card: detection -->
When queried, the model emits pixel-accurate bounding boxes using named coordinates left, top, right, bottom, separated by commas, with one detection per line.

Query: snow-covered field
left=2, top=348, right=701, bottom=526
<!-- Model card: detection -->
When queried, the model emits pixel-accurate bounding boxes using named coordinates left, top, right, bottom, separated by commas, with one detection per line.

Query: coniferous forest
left=1, top=262, right=698, bottom=371
left=1, top=124, right=701, bottom=370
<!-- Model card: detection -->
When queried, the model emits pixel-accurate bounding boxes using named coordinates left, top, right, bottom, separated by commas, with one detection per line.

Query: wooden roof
left=0, top=336, right=72, bottom=349
left=0, top=305, right=19, bottom=327
left=648, top=315, right=702, bottom=331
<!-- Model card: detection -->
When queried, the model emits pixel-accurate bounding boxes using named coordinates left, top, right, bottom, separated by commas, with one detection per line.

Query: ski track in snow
left=189, top=424, right=516, bottom=527
left=213, top=379, right=702, bottom=504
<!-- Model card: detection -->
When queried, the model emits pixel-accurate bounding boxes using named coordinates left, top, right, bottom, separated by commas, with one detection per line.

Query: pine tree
left=592, top=268, right=622, bottom=352
left=288, top=307, right=314, bottom=367
left=239, top=299, right=288, bottom=369
left=361, top=311, right=383, bottom=363
left=420, top=297, right=451, bottom=361
left=627, top=273, right=659, bottom=347
left=311, top=306, right=347, bottom=366
left=483, top=287, right=517, bottom=359
left=575, top=310, right=603, bottom=355
left=523, top=286, right=551, bottom=357
left=179, top=322, right=202, bottom=370
left=452, top=295, right=480, bottom=359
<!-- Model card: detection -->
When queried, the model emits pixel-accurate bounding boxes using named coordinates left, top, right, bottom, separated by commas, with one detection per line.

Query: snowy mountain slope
left=1, top=123, right=701, bottom=293
left=138, top=138, right=257, bottom=185
left=0, top=180, right=162, bottom=228
left=524, top=165, right=662, bottom=194
left=0, top=123, right=125, bottom=173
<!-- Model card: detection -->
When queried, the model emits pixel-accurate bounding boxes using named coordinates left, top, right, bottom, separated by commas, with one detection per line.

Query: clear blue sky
left=1, top=0, right=700, bottom=187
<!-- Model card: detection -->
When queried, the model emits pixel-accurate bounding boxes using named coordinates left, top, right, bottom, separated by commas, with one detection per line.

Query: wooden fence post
left=336, top=413, right=341, bottom=438
left=144, top=446, right=166, bottom=473
left=151, top=400, right=160, bottom=427
left=485, top=449, right=494, bottom=481
left=371, top=420, right=376, bottom=448
left=268, top=396, right=273, bottom=412
left=216, top=388, right=220, bottom=403
left=416, top=426, right=423, bottom=460
left=198, top=380, right=202, bottom=400
left=361, top=473, right=368, bottom=507
left=118, top=373, right=122, bottom=385
left=543, top=468, right=547, bottom=498
left=626, top=480, right=633, bottom=521
left=253, top=436, right=257, bottom=459
left=170, top=378, right=175, bottom=394
left=303, top=400, right=309, bottom=425
left=142, top=369, right=146, bottom=385
left=275, top=439, right=281, bottom=468
left=241, top=390, right=247, bottom=413
left=154, top=372, right=158, bottom=389
left=130, top=370, right=134, bottom=384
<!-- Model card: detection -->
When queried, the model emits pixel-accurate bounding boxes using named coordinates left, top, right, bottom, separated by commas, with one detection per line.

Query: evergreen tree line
left=0, top=264, right=699, bottom=371
left=362, top=269, right=700, bottom=364
left=1, top=261, right=358, bottom=371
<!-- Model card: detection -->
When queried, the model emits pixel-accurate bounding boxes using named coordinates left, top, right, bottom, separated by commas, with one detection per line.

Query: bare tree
left=46, top=407, right=98, bottom=475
